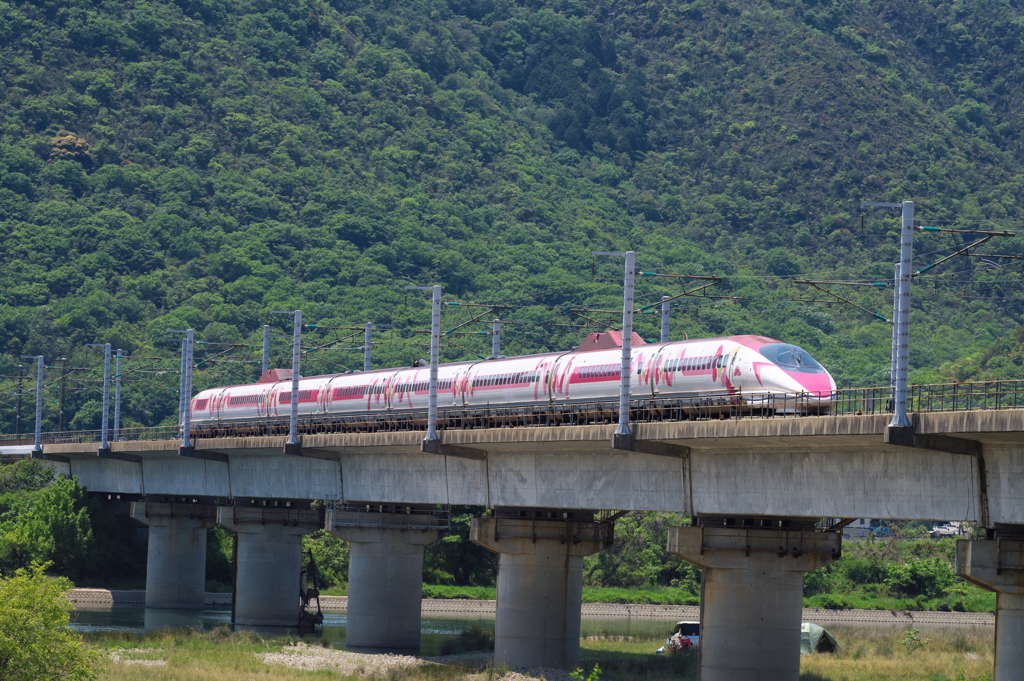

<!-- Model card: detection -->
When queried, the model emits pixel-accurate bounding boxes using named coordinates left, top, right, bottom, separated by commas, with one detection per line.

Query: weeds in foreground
left=800, top=625, right=993, bottom=681
left=900, top=629, right=931, bottom=652
left=85, top=623, right=995, bottom=681
left=571, top=662, right=602, bottom=680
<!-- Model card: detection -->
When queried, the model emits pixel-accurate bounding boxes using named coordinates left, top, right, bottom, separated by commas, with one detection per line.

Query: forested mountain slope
left=1, top=0, right=1023, bottom=431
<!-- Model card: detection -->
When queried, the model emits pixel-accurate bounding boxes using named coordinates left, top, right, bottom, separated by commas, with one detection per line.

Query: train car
left=321, top=369, right=399, bottom=415
left=188, top=333, right=836, bottom=432
left=465, top=354, right=561, bottom=407
left=389, top=361, right=473, bottom=410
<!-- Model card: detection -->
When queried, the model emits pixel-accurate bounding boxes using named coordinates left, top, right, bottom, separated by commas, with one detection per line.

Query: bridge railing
left=7, top=379, right=1024, bottom=444
left=908, top=380, right=1024, bottom=412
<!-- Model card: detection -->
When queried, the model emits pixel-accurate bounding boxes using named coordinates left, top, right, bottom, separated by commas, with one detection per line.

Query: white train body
left=189, top=334, right=836, bottom=427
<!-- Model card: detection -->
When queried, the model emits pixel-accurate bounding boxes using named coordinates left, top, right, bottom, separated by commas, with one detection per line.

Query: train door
left=648, top=344, right=673, bottom=396
left=533, top=357, right=555, bottom=403
left=549, top=353, right=576, bottom=400
left=632, top=346, right=659, bottom=399
left=448, top=367, right=468, bottom=407
left=212, top=389, right=229, bottom=422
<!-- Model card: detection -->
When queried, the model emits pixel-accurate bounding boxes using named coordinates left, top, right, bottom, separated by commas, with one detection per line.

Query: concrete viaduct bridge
left=15, top=409, right=1024, bottom=681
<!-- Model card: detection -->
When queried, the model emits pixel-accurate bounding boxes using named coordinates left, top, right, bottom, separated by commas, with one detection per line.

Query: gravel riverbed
left=260, top=643, right=577, bottom=680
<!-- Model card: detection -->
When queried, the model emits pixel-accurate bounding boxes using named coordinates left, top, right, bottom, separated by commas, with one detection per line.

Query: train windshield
left=759, top=343, right=825, bottom=374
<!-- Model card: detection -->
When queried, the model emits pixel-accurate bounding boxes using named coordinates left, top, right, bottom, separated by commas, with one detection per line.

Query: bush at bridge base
left=0, top=563, right=102, bottom=681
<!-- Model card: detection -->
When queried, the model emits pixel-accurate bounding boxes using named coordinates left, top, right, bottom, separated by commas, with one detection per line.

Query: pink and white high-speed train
left=188, top=333, right=836, bottom=432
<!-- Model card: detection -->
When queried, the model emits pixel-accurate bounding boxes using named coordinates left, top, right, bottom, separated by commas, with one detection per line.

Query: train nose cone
left=790, top=371, right=835, bottom=396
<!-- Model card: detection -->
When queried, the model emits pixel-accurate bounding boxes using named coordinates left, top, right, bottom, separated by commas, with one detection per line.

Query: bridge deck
left=31, top=410, right=1024, bottom=459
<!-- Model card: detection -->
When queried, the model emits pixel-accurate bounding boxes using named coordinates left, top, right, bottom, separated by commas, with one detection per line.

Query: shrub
left=885, top=558, right=955, bottom=598
left=0, top=563, right=102, bottom=681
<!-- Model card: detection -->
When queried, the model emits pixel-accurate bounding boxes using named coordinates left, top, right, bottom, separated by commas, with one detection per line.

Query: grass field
left=84, top=623, right=995, bottom=681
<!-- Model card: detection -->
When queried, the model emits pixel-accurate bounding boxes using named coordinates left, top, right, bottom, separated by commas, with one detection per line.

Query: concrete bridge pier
left=668, top=522, right=841, bottom=681
left=217, top=504, right=322, bottom=627
left=956, top=536, right=1024, bottom=681
left=130, top=500, right=216, bottom=610
left=327, top=505, right=448, bottom=653
left=471, top=511, right=614, bottom=669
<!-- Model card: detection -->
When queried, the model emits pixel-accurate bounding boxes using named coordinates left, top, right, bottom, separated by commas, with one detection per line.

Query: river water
left=71, top=606, right=678, bottom=655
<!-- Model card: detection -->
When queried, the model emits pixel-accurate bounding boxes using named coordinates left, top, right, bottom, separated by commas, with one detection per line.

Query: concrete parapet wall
left=688, top=444, right=981, bottom=521
left=138, top=457, right=229, bottom=497
left=70, top=457, right=142, bottom=495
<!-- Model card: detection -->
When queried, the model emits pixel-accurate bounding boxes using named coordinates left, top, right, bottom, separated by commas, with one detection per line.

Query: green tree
left=423, top=508, right=498, bottom=587
left=0, top=477, right=97, bottom=579
left=0, top=563, right=102, bottom=681
left=0, top=459, right=55, bottom=494
left=303, top=529, right=349, bottom=589
left=583, top=512, right=698, bottom=590
left=885, top=557, right=956, bottom=599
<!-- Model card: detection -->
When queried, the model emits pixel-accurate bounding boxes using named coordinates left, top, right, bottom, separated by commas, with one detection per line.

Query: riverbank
left=68, top=589, right=995, bottom=626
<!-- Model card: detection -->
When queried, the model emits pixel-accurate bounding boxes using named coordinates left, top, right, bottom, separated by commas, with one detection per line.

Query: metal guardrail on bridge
left=7, top=380, right=1024, bottom=445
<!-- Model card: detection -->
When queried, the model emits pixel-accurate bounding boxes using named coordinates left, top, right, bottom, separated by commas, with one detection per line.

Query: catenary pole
left=86, top=343, right=113, bottom=453
left=262, top=324, right=270, bottom=375
left=406, top=285, right=442, bottom=448
left=491, top=319, right=501, bottom=359
left=59, top=358, right=67, bottom=432
left=364, top=322, right=373, bottom=371
left=182, top=330, right=194, bottom=448
left=178, top=339, right=187, bottom=424
left=168, top=330, right=196, bottom=453
left=427, top=286, right=441, bottom=443
left=271, top=311, right=302, bottom=451
left=20, top=356, right=43, bottom=454
left=33, top=356, right=43, bottom=453
left=113, top=349, right=123, bottom=441
left=593, top=251, right=636, bottom=447
left=15, top=363, right=22, bottom=437
left=861, top=200, right=913, bottom=427
left=890, top=263, right=899, bottom=408
left=892, top=201, right=914, bottom=427
left=618, top=251, right=636, bottom=439
left=101, top=344, right=111, bottom=451
left=660, top=296, right=671, bottom=343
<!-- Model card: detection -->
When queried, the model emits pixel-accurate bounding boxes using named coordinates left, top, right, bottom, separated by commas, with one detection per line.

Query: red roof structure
left=257, top=368, right=295, bottom=383
left=578, top=330, right=647, bottom=351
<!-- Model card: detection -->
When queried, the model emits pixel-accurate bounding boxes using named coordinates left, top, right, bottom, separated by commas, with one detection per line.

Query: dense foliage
left=0, top=460, right=144, bottom=581
left=804, top=532, right=994, bottom=612
left=0, top=0, right=1023, bottom=433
